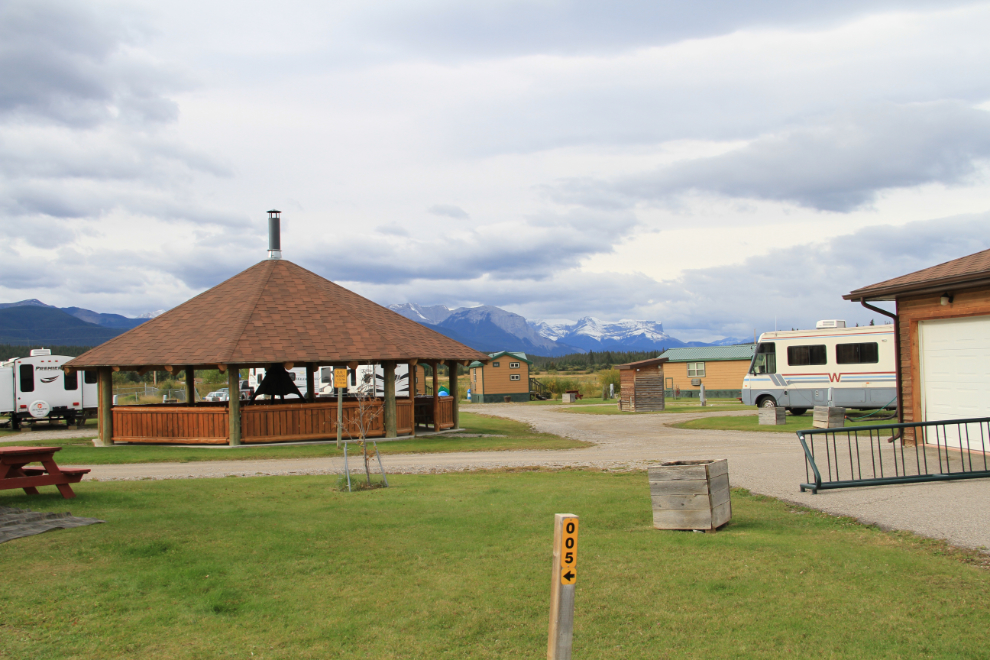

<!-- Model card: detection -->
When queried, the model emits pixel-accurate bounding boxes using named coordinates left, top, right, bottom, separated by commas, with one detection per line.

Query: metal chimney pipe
left=267, top=209, right=282, bottom=259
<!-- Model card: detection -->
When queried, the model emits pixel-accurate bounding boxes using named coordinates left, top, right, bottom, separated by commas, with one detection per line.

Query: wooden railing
left=113, top=406, right=229, bottom=444
left=112, top=398, right=415, bottom=445
left=413, top=396, right=455, bottom=430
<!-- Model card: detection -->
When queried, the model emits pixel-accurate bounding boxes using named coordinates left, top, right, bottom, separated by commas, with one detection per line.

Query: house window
left=64, top=371, right=78, bottom=391
left=686, top=362, right=705, bottom=377
left=510, top=374, right=521, bottom=381
left=510, top=362, right=520, bottom=368
left=836, top=342, right=879, bottom=364
left=788, top=345, right=827, bottom=366
left=492, top=361, right=500, bottom=367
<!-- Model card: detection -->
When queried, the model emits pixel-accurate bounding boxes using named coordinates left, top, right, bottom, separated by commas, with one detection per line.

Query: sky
left=1, top=0, right=990, bottom=341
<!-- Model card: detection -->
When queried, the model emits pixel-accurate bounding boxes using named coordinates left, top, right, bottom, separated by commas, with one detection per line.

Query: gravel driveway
left=61, top=403, right=990, bottom=551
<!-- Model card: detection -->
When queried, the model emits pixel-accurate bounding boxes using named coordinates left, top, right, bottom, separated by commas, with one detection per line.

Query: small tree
left=341, top=369, right=389, bottom=490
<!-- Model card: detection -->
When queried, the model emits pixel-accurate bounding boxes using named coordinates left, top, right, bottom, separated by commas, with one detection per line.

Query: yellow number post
left=548, top=513, right=579, bottom=659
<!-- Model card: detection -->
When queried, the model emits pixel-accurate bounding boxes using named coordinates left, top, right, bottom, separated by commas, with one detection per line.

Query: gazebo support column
left=227, top=367, right=241, bottom=446
left=306, top=363, right=316, bottom=402
left=383, top=361, right=397, bottom=438
left=408, top=362, right=416, bottom=437
left=449, top=362, right=459, bottom=429
left=98, top=367, right=113, bottom=447
left=185, top=367, right=195, bottom=405
left=432, top=362, right=440, bottom=432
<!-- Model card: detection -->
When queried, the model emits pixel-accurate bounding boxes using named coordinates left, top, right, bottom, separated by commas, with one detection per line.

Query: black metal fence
left=797, top=417, right=990, bottom=493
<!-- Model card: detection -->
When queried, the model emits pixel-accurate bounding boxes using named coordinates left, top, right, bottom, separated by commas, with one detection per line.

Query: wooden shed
left=468, top=351, right=532, bottom=403
left=63, top=216, right=489, bottom=446
left=616, top=357, right=668, bottom=412
left=845, top=248, right=990, bottom=433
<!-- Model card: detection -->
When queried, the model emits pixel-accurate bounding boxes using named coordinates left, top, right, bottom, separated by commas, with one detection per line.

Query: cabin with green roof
left=468, top=351, right=532, bottom=403
left=656, top=344, right=755, bottom=399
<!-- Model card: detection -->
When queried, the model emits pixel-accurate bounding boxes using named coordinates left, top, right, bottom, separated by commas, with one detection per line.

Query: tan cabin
left=469, top=351, right=531, bottom=403
left=657, top=345, right=756, bottom=399
left=616, top=357, right=668, bottom=412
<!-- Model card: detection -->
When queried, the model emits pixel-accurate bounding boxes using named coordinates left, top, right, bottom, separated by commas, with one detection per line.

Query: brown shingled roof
left=616, top=357, right=669, bottom=370
left=65, top=259, right=489, bottom=369
left=844, top=249, right=990, bottom=301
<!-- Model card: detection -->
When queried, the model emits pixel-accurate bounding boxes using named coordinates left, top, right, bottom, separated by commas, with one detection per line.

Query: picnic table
left=0, top=446, right=90, bottom=499
left=564, top=390, right=584, bottom=400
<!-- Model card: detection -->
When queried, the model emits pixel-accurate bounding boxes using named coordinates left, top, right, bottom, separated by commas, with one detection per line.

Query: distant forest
left=0, top=344, right=93, bottom=362
left=529, top=349, right=665, bottom=373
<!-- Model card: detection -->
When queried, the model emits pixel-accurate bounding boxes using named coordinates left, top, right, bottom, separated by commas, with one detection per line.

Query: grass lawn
left=2, top=470, right=988, bottom=659
left=561, top=399, right=751, bottom=415
left=674, top=411, right=897, bottom=433
left=4, top=413, right=589, bottom=466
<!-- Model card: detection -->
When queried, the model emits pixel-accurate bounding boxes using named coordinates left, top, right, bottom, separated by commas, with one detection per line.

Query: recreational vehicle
left=741, top=321, right=896, bottom=414
left=248, top=364, right=411, bottom=399
left=0, top=349, right=98, bottom=428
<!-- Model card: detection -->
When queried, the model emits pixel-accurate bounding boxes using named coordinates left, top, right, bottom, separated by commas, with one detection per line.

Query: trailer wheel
left=757, top=396, right=777, bottom=409
left=788, top=408, right=808, bottom=416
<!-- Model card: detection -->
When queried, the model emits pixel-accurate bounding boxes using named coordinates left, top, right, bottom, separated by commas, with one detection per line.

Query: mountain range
left=389, top=303, right=746, bottom=356
left=0, top=300, right=150, bottom=346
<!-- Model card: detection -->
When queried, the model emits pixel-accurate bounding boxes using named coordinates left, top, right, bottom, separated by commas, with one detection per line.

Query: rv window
left=788, top=345, right=827, bottom=366
left=321, top=367, right=332, bottom=384
left=687, top=362, right=706, bottom=377
left=84, top=370, right=97, bottom=384
left=19, top=364, right=34, bottom=392
left=64, top=370, right=78, bottom=391
left=836, top=342, right=879, bottom=364
left=749, top=343, right=776, bottom=374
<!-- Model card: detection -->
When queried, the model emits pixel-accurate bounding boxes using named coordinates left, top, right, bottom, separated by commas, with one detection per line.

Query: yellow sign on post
left=333, top=368, right=348, bottom=389
left=548, top=513, right=579, bottom=660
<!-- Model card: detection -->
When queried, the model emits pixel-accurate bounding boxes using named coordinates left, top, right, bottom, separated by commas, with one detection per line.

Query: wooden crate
left=812, top=406, right=845, bottom=429
left=561, top=393, right=577, bottom=403
left=759, top=407, right=786, bottom=425
left=648, top=459, right=731, bottom=532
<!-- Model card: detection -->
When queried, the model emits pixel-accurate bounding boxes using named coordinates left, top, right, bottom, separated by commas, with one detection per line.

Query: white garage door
left=919, top=316, right=990, bottom=450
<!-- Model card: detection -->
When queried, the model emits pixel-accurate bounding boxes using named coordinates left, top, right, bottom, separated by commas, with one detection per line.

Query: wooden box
left=648, top=460, right=731, bottom=531
left=561, top=393, right=577, bottom=404
left=812, top=406, right=845, bottom=429
left=759, top=407, right=786, bottom=425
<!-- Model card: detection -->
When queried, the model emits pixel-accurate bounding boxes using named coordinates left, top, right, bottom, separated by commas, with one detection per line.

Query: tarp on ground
left=0, top=506, right=104, bottom=544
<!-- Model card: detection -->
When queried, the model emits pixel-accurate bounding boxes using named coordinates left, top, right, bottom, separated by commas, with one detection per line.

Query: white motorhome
left=0, top=349, right=98, bottom=428
left=248, top=364, right=412, bottom=399
left=741, top=321, right=896, bottom=414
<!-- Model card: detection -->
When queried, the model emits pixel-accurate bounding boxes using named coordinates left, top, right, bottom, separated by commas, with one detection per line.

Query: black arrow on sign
left=563, top=570, right=575, bottom=581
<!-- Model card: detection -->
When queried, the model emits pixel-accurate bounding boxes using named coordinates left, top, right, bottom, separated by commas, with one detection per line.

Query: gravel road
left=59, top=403, right=990, bottom=551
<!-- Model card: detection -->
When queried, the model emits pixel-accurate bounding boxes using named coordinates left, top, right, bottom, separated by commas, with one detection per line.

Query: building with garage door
left=844, top=248, right=990, bottom=427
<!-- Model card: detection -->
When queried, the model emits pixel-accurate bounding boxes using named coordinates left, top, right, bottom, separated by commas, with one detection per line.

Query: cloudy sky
left=2, top=0, right=990, bottom=341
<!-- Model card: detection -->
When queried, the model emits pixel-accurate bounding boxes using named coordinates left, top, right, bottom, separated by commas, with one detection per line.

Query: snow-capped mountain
left=388, top=303, right=453, bottom=325
left=529, top=317, right=681, bottom=351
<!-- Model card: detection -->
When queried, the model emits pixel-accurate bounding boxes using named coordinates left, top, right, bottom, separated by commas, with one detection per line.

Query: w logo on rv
left=828, top=373, right=842, bottom=383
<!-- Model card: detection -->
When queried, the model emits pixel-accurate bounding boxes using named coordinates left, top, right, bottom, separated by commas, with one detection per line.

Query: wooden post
left=306, top=363, right=316, bottom=403
left=334, top=367, right=347, bottom=448
left=408, top=362, right=416, bottom=437
left=383, top=361, right=397, bottom=438
left=185, top=366, right=195, bottom=405
left=228, top=367, right=241, bottom=446
left=98, top=367, right=113, bottom=447
left=432, top=362, right=441, bottom=432
left=548, top=513, right=579, bottom=660
left=449, top=361, right=459, bottom=429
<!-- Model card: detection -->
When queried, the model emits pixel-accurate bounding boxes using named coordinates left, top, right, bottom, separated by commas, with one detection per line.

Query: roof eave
left=844, top=275, right=990, bottom=302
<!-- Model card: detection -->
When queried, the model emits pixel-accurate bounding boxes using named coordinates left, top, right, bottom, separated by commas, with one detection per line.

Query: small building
left=844, top=248, right=990, bottom=427
left=616, top=357, right=668, bottom=412
left=657, top=344, right=756, bottom=399
left=469, top=351, right=531, bottom=403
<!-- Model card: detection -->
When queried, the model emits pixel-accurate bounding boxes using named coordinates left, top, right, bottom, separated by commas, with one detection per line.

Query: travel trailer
left=0, top=349, right=98, bottom=428
left=741, top=321, right=896, bottom=414
left=248, top=364, right=411, bottom=399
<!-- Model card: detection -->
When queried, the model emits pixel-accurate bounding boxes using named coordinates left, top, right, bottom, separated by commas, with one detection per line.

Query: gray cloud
left=553, top=103, right=990, bottom=212
left=427, top=204, right=469, bottom=220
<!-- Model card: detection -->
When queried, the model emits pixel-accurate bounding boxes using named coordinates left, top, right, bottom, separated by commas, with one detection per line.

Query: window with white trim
left=510, top=374, right=521, bottom=381
left=686, top=362, right=705, bottom=377
left=510, top=362, right=520, bottom=368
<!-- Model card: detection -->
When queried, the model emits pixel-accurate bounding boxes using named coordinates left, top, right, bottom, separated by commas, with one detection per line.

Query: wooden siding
left=619, top=369, right=635, bottom=410
left=413, top=396, right=455, bottom=429
left=663, top=359, right=750, bottom=392
left=620, top=364, right=665, bottom=412
left=474, top=360, right=529, bottom=395
left=112, top=399, right=416, bottom=445
left=896, top=285, right=990, bottom=430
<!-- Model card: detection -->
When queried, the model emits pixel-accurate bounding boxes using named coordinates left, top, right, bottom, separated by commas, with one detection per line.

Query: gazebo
left=64, top=216, right=488, bottom=446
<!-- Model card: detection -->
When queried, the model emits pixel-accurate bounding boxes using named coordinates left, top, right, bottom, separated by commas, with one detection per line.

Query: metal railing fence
left=797, top=417, right=990, bottom=494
